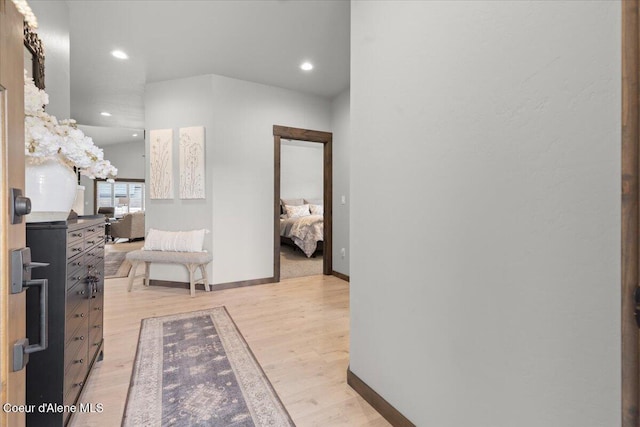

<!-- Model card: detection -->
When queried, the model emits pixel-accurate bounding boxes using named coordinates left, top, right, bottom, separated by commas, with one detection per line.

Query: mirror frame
left=23, top=22, right=44, bottom=90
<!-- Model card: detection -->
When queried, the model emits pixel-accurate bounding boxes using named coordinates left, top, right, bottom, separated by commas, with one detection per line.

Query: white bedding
left=280, top=214, right=323, bottom=257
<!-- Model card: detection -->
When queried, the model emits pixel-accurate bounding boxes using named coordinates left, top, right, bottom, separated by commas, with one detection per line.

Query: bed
left=280, top=198, right=324, bottom=257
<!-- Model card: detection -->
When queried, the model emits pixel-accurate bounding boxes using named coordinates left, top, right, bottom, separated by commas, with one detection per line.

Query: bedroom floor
left=280, top=244, right=323, bottom=279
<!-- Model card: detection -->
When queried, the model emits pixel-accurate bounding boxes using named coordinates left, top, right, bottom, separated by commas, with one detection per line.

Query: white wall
left=145, top=74, right=331, bottom=285
left=103, top=141, right=145, bottom=180
left=30, top=0, right=70, bottom=119
left=280, top=141, right=323, bottom=201
left=350, top=2, right=620, bottom=426
left=331, top=89, right=349, bottom=275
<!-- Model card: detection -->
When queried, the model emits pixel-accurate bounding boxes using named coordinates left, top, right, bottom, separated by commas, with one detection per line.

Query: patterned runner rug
left=122, top=307, right=295, bottom=427
left=104, top=241, right=143, bottom=278
left=104, top=251, right=131, bottom=278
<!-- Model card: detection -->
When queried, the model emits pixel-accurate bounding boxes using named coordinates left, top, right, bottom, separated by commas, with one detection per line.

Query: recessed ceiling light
left=300, top=62, right=313, bottom=71
left=100, top=111, right=112, bottom=117
left=132, top=133, right=138, bottom=137
left=111, top=50, right=128, bottom=60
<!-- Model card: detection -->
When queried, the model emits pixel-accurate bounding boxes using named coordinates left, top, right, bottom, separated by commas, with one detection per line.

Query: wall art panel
left=179, top=126, right=205, bottom=199
left=149, top=129, right=173, bottom=199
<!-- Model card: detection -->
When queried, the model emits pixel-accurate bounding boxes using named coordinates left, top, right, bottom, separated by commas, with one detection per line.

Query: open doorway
left=279, top=139, right=324, bottom=279
left=273, top=125, right=332, bottom=282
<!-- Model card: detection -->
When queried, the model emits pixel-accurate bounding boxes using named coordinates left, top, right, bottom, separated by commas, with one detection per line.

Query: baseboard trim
left=149, top=277, right=276, bottom=292
left=332, top=270, right=350, bottom=282
left=347, top=368, right=415, bottom=427
left=213, top=277, right=276, bottom=290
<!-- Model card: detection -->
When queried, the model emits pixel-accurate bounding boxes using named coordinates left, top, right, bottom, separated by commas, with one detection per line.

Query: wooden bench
left=125, top=250, right=213, bottom=297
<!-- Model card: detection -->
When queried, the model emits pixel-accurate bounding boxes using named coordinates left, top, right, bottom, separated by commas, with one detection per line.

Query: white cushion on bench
left=143, top=228, right=208, bottom=252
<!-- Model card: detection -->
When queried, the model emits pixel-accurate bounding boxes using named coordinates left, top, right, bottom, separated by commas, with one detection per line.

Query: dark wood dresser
left=25, top=217, right=105, bottom=426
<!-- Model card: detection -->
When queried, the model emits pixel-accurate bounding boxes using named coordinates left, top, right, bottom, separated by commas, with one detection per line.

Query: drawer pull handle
left=75, top=336, right=85, bottom=341
left=74, top=381, right=84, bottom=387
left=94, top=343, right=100, bottom=347
left=94, top=325, right=101, bottom=329
left=71, top=233, right=82, bottom=237
left=75, top=358, right=84, bottom=364
left=87, top=240, right=96, bottom=244
left=88, top=228, right=96, bottom=232
left=75, top=313, right=85, bottom=318
left=72, top=248, right=81, bottom=252
left=78, top=290, right=86, bottom=295
left=72, top=276, right=82, bottom=281
left=95, top=307, right=102, bottom=311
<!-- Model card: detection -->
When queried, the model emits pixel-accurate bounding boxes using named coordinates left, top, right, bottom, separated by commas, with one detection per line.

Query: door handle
left=10, top=248, right=49, bottom=371
left=13, top=279, right=48, bottom=372
left=23, top=279, right=48, bottom=354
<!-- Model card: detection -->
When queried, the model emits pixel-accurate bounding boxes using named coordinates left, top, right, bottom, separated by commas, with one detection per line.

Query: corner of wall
left=330, top=88, right=351, bottom=277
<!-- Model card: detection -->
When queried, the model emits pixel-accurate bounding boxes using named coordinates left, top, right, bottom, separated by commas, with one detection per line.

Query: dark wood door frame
left=622, top=1, right=639, bottom=426
left=273, top=125, right=332, bottom=282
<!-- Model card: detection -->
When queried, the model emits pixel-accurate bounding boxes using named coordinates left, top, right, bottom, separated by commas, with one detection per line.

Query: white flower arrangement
left=24, top=71, right=117, bottom=179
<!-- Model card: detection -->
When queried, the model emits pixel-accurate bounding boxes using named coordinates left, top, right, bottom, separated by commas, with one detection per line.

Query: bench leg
left=127, top=261, right=139, bottom=292
left=200, top=264, right=210, bottom=291
left=187, top=263, right=197, bottom=297
left=144, top=262, right=150, bottom=287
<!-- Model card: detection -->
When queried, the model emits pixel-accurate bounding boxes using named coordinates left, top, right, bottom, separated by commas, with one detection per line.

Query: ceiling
left=65, top=0, right=350, bottom=135
left=76, top=125, right=144, bottom=147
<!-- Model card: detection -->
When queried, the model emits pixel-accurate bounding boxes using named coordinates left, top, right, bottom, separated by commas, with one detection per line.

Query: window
left=96, top=180, right=145, bottom=217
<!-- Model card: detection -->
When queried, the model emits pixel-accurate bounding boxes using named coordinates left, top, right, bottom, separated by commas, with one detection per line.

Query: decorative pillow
left=281, top=198, right=304, bottom=207
left=143, top=228, right=208, bottom=252
left=281, top=198, right=304, bottom=214
left=284, top=204, right=310, bottom=219
left=304, top=198, right=323, bottom=206
left=309, top=204, right=324, bottom=215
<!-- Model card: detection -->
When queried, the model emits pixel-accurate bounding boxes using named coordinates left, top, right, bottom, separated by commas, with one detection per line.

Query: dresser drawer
left=65, top=299, right=88, bottom=345
left=85, top=244, right=105, bottom=266
left=64, top=331, right=88, bottom=374
left=84, top=223, right=104, bottom=239
left=66, top=328, right=88, bottom=354
left=67, top=228, right=85, bottom=244
left=89, top=322, right=102, bottom=343
left=84, top=233, right=102, bottom=249
left=67, top=239, right=85, bottom=259
left=89, top=295, right=103, bottom=324
left=63, top=347, right=89, bottom=407
left=66, top=256, right=84, bottom=282
left=66, top=279, right=82, bottom=312
left=66, top=280, right=89, bottom=319
left=67, top=260, right=86, bottom=290
left=89, top=326, right=103, bottom=361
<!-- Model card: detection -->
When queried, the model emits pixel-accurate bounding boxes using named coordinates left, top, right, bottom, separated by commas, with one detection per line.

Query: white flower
left=24, top=70, right=48, bottom=115
left=24, top=71, right=117, bottom=179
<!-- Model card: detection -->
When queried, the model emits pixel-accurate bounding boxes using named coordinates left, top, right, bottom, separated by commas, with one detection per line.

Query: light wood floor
left=70, top=271, right=389, bottom=426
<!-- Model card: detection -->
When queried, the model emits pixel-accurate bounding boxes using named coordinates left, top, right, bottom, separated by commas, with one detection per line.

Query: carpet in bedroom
left=280, top=244, right=322, bottom=279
